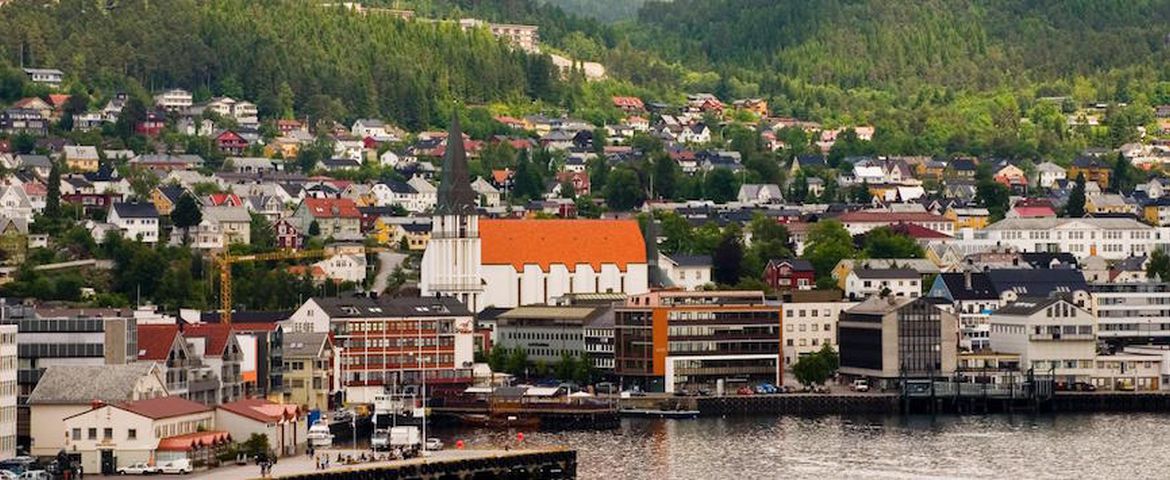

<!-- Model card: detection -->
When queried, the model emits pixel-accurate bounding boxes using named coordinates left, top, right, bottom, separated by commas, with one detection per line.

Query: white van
left=159, top=459, right=193, bottom=475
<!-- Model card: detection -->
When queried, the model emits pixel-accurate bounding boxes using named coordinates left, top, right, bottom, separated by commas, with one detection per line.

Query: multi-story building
left=781, top=298, right=857, bottom=370
left=493, top=306, right=609, bottom=364
left=0, top=325, right=16, bottom=460
left=282, top=332, right=333, bottom=412
left=988, top=297, right=1096, bottom=386
left=181, top=324, right=244, bottom=405
left=153, top=89, right=193, bottom=112
left=762, top=259, right=815, bottom=292
left=929, top=269, right=1091, bottom=351
left=284, top=296, right=475, bottom=403
left=659, top=253, right=712, bottom=291
left=583, top=314, right=615, bottom=372
left=3, top=306, right=138, bottom=447
left=1091, top=281, right=1170, bottom=346
left=836, top=211, right=956, bottom=236
left=63, top=396, right=215, bottom=474
left=953, top=217, right=1165, bottom=260
left=107, top=202, right=160, bottom=243
left=615, top=291, right=782, bottom=393
left=838, top=297, right=958, bottom=389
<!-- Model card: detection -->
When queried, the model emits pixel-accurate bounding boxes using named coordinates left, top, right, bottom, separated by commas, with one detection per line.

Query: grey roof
left=846, top=295, right=919, bottom=315
left=16, top=154, right=51, bottom=169
left=768, top=259, right=814, bottom=271
left=312, top=296, right=471, bottom=318
left=993, top=297, right=1074, bottom=316
left=665, top=254, right=712, bottom=267
left=112, top=202, right=159, bottom=218
left=852, top=268, right=920, bottom=279
left=132, top=154, right=205, bottom=166
left=282, top=332, right=330, bottom=358
left=28, top=363, right=160, bottom=405
left=203, top=205, right=251, bottom=223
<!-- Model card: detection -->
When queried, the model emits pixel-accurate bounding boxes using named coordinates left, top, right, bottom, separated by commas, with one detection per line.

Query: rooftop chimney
left=964, top=270, right=972, bottom=290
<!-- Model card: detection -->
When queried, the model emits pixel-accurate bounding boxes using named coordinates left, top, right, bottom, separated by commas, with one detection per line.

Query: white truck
left=390, top=426, right=421, bottom=458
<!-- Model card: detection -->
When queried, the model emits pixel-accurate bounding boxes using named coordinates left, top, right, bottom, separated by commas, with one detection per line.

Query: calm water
left=443, top=414, right=1170, bottom=479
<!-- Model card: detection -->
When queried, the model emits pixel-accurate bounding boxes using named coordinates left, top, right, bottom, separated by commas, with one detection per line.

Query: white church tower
left=420, top=113, right=484, bottom=311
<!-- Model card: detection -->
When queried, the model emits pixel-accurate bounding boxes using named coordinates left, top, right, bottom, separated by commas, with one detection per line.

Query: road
left=370, top=251, right=407, bottom=294
left=88, top=448, right=543, bottom=480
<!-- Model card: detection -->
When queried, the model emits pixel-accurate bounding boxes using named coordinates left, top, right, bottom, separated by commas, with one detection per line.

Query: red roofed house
left=207, top=193, right=244, bottom=207
left=612, top=96, right=645, bottom=112
left=836, top=211, right=956, bottom=236
left=1008, top=198, right=1058, bottom=219
left=292, top=197, right=362, bottom=239
left=137, top=325, right=198, bottom=400
left=216, top=399, right=305, bottom=457
left=554, top=171, right=591, bottom=197
left=62, top=395, right=221, bottom=473
left=215, top=130, right=248, bottom=156
left=181, top=324, right=245, bottom=404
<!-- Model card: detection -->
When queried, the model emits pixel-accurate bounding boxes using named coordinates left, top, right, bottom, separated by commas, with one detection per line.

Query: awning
left=157, top=431, right=232, bottom=452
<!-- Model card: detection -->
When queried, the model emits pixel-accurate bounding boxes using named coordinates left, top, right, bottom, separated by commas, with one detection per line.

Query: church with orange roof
left=421, top=114, right=650, bottom=312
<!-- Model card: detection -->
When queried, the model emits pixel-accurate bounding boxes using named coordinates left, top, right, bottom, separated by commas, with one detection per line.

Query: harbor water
left=441, top=413, right=1170, bottom=479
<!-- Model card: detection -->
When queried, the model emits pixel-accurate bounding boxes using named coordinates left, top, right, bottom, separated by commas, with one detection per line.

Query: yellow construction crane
left=217, top=249, right=327, bottom=324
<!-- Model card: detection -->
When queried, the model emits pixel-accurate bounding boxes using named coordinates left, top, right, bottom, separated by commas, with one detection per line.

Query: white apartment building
left=1091, top=282, right=1170, bottom=343
left=781, top=301, right=857, bottom=369
left=107, top=202, right=160, bottom=244
left=154, top=89, right=193, bottom=112
left=844, top=269, right=921, bottom=301
left=988, top=297, right=1097, bottom=385
left=953, top=218, right=1168, bottom=260
left=658, top=253, right=712, bottom=291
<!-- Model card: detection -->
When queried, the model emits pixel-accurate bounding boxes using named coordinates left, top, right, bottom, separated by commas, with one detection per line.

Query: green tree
left=45, top=160, right=61, bottom=219
left=744, top=214, right=792, bottom=277
left=1110, top=152, right=1136, bottom=193
left=791, top=344, right=839, bottom=387
left=712, top=224, right=744, bottom=285
left=1066, top=173, right=1087, bottom=217
left=487, top=346, right=508, bottom=373
left=802, top=220, right=856, bottom=288
left=249, top=213, right=275, bottom=249
left=603, top=167, right=645, bottom=211
left=861, top=227, right=924, bottom=259
left=651, top=153, right=679, bottom=200
left=976, top=180, right=1011, bottom=221
left=171, top=193, right=203, bottom=245
left=308, top=220, right=321, bottom=237
left=1148, top=249, right=1170, bottom=281
left=505, top=347, right=529, bottom=376
left=703, top=168, right=739, bottom=203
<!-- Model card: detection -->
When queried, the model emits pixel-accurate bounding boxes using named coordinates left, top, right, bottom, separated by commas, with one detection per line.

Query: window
left=72, top=428, right=81, bottom=440
left=88, top=428, right=97, bottom=440
left=128, top=429, right=137, bottom=440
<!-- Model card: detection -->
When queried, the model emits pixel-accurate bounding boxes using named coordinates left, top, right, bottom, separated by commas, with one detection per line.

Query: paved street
left=370, top=251, right=407, bottom=293
left=89, top=448, right=534, bottom=480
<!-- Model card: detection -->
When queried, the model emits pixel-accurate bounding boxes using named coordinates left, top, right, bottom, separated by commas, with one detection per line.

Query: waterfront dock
left=150, top=448, right=576, bottom=480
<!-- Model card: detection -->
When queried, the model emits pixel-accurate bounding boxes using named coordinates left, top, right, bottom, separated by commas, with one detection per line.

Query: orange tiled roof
left=479, top=219, right=646, bottom=272
left=137, top=324, right=181, bottom=361
left=218, top=398, right=301, bottom=423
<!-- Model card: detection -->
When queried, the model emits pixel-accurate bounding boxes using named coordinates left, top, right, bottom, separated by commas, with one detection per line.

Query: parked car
left=851, top=379, right=870, bottom=392
left=158, top=459, right=192, bottom=475
left=0, top=470, right=18, bottom=480
left=15, top=471, right=49, bottom=480
left=1072, top=382, right=1097, bottom=392
left=425, top=438, right=444, bottom=451
left=736, top=386, right=754, bottom=396
left=117, top=462, right=159, bottom=475
left=621, top=388, right=646, bottom=397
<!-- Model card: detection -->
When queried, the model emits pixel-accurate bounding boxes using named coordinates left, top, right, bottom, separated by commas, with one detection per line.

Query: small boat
left=308, top=420, right=335, bottom=448
left=619, top=408, right=701, bottom=419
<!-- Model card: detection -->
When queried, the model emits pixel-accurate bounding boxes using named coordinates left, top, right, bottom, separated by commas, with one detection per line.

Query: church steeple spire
left=436, top=111, right=478, bottom=215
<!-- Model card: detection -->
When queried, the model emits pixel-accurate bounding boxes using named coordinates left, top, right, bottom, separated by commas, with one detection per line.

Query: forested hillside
left=0, top=0, right=562, bottom=130
left=540, top=0, right=648, bottom=23
left=635, top=0, right=1170, bottom=92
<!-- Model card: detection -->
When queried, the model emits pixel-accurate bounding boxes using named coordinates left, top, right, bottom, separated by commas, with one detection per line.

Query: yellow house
left=150, top=185, right=187, bottom=216
left=63, top=146, right=100, bottom=173
left=371, top=219, right=396, bottom=246
left=400, top=223, right=431, bottom=251
left=867, top=184, right=898, bottom=201
left=264, top=137, right=302, bottom=159
left=1143, top=198, right=1170, bottom=226
left=281, top=332, right=332, bottom=412
left=944, top=207, right=990, bottom=230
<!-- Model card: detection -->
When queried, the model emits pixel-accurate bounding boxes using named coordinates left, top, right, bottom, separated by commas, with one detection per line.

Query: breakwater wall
left=696, top=394, right=899, bottom=416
